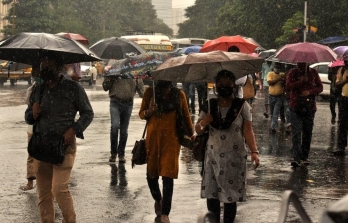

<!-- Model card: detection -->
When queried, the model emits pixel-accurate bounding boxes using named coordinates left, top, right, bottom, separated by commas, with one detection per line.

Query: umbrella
left=333, top=46, right=348, bottom=59
left=265, top=55, right=296, bottom=65
left=199, top=35, right=258, bottom=54
left=56, top=32, right=89, bottom=45
left=178, top=45, right=202, bottom=55
left=317, top=36, right=348, bottom=45
left=258, top=49, right=277, bottom=58
left=151, top=51, right=264, bottom=82
left=328, top=59, right=344, bottom=68
left=103, top=51, right=182, bottom=78
left=89, top=37, right=146, bottom=60
left=274, top=42, right=337, bottom=64
left=0, top=32, right=101, bottom=65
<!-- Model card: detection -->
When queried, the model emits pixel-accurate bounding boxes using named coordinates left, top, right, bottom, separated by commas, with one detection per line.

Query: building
left=171, top=8, right=187, bottom=36
left=0, top=3, right=10, bottom=39
left=151, top=0, right=172, bottom=28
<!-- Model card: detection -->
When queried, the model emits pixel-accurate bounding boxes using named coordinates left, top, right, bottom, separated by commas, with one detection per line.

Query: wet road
left=0, top=80, right=347, bottom=223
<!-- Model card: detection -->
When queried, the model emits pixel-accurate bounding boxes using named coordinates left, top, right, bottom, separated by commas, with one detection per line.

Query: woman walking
left=195, top=70, right=260, bottom=223
left=139, top=80, right=193, bottom=223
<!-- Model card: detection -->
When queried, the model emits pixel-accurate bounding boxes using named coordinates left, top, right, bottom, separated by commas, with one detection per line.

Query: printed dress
left=200, top=101, right=252, bottom=203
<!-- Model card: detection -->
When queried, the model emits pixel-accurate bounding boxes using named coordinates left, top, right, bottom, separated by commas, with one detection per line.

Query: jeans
left=147, top=175, right=174, bottom=215
left=270, top=95, right=290, bottom=129
left=207, top=198, right=237, bottom=223
left=36, top=152, right=76, bottom=223
left=110, top=100, right=133, bottom=157
left=290, top=109, right=315, bottom=161
left=337, top=96, right=348, bottom=150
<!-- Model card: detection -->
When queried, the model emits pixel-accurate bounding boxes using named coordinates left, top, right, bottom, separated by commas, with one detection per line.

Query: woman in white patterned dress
left=195, top=70, right=260, bottom=223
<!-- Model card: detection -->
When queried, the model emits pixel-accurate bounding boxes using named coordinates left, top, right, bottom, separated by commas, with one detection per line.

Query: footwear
left=119, top=156, right=126, bottom=163
left=291, top=161, right=300, bottom=168
left=154, top=200, right=162, bottom=216
left=331, top=117, right=336, bottom=125
left=301, top=159, right=310, bottom=165
left=270, top=128, right=277, bottom=133
left=19, top=183, right=34, bottom=191
left=109, top=154, right=116, bottom=162
left=285, top=125, right=291, bottom=133
left=332, top=150, right=346, bottom=156
left=160, top=215, right=170, bottom=223
left=263, top=112, right=269, bottom=118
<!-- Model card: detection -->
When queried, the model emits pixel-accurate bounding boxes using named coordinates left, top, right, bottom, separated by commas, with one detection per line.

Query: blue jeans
left=110, top=100, right=133, bottom=157
left=290, top=109, right=315, bottom=161
left=269, top=95, right=290, bottom=129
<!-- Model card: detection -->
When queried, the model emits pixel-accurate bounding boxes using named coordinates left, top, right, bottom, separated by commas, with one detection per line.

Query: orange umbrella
left=199, top=35, right=258, bottom=53
left=56, top=32, right=89, bottom=45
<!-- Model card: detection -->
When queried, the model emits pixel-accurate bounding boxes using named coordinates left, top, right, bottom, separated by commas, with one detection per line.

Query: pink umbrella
left=275, top=42, right=337, bottom=63
left=328, top=59, right=344, bottom=67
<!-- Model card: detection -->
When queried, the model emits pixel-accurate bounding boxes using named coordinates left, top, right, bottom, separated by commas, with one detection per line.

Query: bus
left=170, top=38, right=209, bottom=50
left=120, top=35, right=173, bottom=52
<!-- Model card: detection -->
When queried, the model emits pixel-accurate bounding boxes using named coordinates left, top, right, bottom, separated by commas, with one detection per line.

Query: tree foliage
left=1, top=0, right=173, bottom=45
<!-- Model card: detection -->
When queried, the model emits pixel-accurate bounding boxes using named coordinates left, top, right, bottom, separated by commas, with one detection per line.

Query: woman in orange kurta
left=139, top=80, right=193, bottom=223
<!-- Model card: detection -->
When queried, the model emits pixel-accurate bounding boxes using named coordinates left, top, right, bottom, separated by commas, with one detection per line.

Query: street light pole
left=303, top=1, right=307, bottom=42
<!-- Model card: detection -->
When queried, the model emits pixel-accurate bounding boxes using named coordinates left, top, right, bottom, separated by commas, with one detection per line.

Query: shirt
left=285, top=68, right=323, bottom=109
left=336, top=67, right=348, bottom=97
left=25, top=76, right=94, bottom=139
left=262, top=62, right=274, bottom=87
left=267, top=71, right=285, bottom=96
left=109, top=78, right=145, bottom=100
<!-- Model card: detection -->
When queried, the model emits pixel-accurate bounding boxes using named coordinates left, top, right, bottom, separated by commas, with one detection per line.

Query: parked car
left=80, top=62, right=97, bottom=85
left=0, top=61, right=32, bottom=86
left=309, top=62, right=330, bottom=100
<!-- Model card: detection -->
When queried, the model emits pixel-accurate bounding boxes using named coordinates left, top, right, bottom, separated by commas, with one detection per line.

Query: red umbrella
left=199, top=35, right=258, bottom=54
left=275, top=42, right=337, bottom=63
left=56, top=32, right=89, bottom=45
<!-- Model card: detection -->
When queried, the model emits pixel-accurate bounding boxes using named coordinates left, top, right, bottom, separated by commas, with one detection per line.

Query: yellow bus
left=120, top=35, right=173, bottom=52
left=170, top=38, right=209, bottom=50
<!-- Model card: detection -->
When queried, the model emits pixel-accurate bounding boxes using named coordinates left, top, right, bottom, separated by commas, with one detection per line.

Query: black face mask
left=217, top=87, right=234, bottom=98
left=156, top=80, right=172, bottom=88
left=40, top=68, right=57, bottom=82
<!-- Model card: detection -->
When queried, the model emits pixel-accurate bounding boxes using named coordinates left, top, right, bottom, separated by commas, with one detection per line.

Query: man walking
left=286, top=62, right=322, bottom=167
left=105, top=75, right=144, bottom=163
left=334, top=60, right=348, bottom=155
left=261, top=61, right=274, bottom=118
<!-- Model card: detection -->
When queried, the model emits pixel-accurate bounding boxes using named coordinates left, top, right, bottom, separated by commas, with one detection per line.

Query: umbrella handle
left=152, top=80, right=155, bottom=104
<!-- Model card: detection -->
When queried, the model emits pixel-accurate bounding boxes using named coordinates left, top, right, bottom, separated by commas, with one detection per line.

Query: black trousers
left=338, top=96, right=348, bottom=150
left=207, top=198, right=237, bottom=223
left=330, top=93, right=340, bottom=120
left=147, top=175, right=174, bottom=215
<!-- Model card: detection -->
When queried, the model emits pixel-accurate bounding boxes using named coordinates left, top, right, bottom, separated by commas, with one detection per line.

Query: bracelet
left=251, top=151, right=259, bottom=154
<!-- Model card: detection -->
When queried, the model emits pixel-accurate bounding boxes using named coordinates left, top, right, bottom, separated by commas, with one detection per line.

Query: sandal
left=109, top=154, right=116, bottom=162
left=20, top=183, right=34, bottom=191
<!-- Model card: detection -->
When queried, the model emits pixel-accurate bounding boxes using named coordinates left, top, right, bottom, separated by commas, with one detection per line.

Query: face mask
left=217, top=87, right=234, bottom=98
left=40, top=68, right=57, bottom=82
left=33, top=77, right=43, bottom=84
left=156, top=80, right=172, bottom=88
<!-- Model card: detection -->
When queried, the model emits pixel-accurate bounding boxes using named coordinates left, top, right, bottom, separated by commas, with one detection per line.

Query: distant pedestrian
left=104, top=75, right=145, bottom=163
left=328, top=66, right=342, bottom=125
left=286, top=63, right=323, bottom=167
left=261, top=61, right=274, bottom=118
left=334, top=61, right=348, bottom=155
left=182, top=82, right=196, bottom=114
left=139, top=80, right=193, bottom=223
left=25, top=54, right=94, bottom=222
left=195, top=70, right=260, bottom=223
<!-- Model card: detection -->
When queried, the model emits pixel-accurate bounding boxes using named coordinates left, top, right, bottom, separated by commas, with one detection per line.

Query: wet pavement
left=0, top=80, right=347, bottom=223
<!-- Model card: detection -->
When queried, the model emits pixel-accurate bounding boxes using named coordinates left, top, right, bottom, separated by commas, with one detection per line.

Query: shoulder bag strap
left=142, top=122, right=148, bottom=139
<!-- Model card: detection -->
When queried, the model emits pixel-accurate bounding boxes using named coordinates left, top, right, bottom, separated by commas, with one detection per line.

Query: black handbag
left=28, top=131, right=66, bottom=164
left=192, top=130, right=209, bottom=162
left=131, top=122, right=148, bottom=168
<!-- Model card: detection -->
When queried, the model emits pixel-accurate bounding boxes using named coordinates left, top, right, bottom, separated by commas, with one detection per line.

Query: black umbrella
left=89, top=37, right=146, bottom=59
left=0, top=32, right=101, bottom=65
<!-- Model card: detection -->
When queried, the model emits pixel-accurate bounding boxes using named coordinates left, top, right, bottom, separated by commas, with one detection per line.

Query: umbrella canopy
left=199, top=35, right=258, bottom=54
left=56, top=32, right=89, bottom=45
left=0, top=32, right=101, bottom=65
left=89, top=37, right=146, bottom=60
left=328, top=59, right=344, bottom=68
left=317, top=36, right=348, bottom=45
left=104, top=51, right=182, bottom=78
left=151, top=51, right=264, bottom=82
left=274, top=42, right=337, bottom=64
left=265, top=55, right=296, bottom=65
left=333, top=46, right=348, bottom=59
left=258, top=49, right=277, bottom=58
left=178, top=45, right=202, bottom=55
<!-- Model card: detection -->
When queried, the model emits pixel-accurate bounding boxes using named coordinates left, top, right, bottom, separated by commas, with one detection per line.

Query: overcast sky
left=172, top=0, right=195, bottom=8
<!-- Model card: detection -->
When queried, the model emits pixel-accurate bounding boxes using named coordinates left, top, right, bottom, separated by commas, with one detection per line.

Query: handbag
left=28, top=131, right=66, bottom=164
left=102, top=77, right=115, bottom=91
left=243, top=76, right=255, bottom=99
left=294, top=96, right=315, bottom=116
left=192, top=130, right=209, bottom=162
left=131, top=122, right=148, bottom=168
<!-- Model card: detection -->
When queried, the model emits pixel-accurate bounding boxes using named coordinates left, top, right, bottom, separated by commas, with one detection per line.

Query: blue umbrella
left=178, top=45, right=202, bottom=55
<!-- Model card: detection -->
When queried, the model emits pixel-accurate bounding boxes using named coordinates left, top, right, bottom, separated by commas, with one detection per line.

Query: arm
left=243, top=120, right=260, bottom=168
left=139, top=88, right=152, bottom=120
left=308, top=69, right=323, bottom=95
left=336, top=68, right=347, bottom=87
left=180, top=90, right=194, bottom=136
left=285, top=69, right=303, bottom=92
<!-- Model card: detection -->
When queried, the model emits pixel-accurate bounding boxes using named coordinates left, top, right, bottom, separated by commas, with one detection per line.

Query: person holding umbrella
left=286, top=63, right=323, bottom=167
left=25, top=53, right=94, bottom=222
left=195, top=70, right=260, bottom=223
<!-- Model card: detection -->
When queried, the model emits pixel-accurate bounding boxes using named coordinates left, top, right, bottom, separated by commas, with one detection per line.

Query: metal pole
left=303, top=1, right=307, bottom=42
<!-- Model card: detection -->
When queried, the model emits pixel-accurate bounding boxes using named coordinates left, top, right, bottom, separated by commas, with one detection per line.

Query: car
left=0, top=61, right=32, bottom=86
left=309, top=62, right=330, bottom=99
left=80, top=62, right=97, bottom=85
